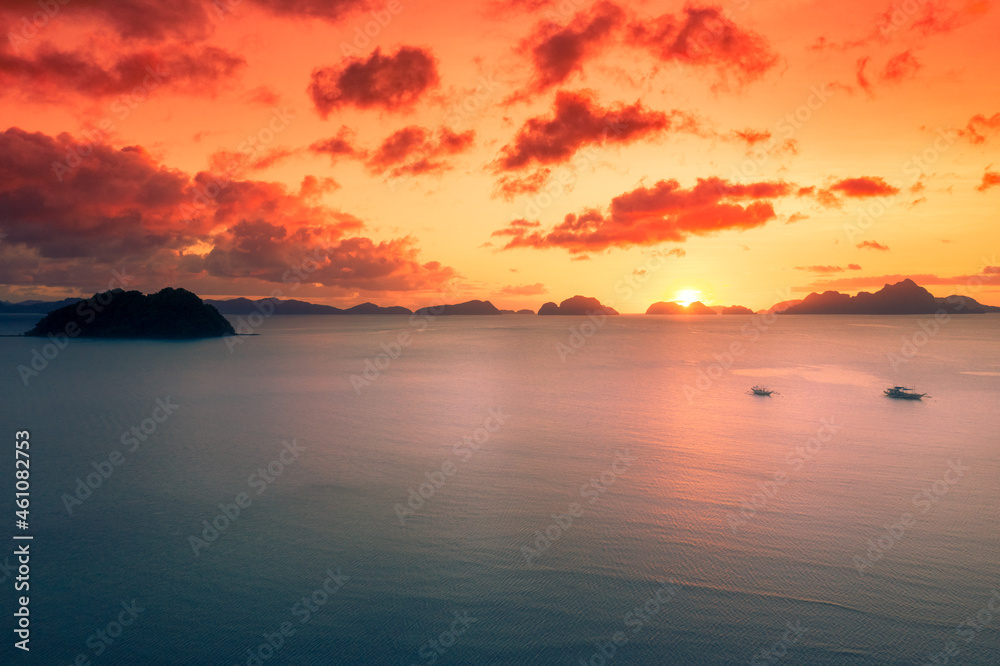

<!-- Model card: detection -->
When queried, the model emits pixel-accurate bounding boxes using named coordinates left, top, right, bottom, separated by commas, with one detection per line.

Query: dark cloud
left=829, top=176, right=900, bottom=197
left=0, top=127, right=454, bottom=293
left=521, top=0, right=625, bottom=94
left=0, top=45, right=245, bottom=100
left=628, top=5, right=778, bottom=87
left=309, top=126, right=363, bottom=163
left=495, top=90, right=696, bottom=172
left=492, top=177, right=794, bottom=253
left=308, top=47, right=439, bottom=116
left=366, top=125, right=475, bottom=177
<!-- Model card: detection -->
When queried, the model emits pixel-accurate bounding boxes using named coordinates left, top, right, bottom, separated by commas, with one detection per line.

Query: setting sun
left=674, top=289, right=704, bottom=307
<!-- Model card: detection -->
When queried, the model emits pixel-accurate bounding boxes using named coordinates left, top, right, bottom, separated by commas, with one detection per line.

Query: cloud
left=0, top=127, right=454, bottom=293
left=519, top=0, right=625, bottom=94
left=977, top=170, right=1000, bottom=192
left=249, top=0, right=368, bottom=22
left=823, top=176, right=900, bottom=200
left=628, top=5, right=779, bottom=88
left=794, top=264, right=864, bottom=273
left=366, top=125, right=475, bottom=177
left=881, top=50, right=921, bottom=82
left=958, top=113, right=1000, bottom=144
left=493, top=169, right=553, bottom=200
left=309, top=126, right=363, bottom=163
left=795, top=265, right=846, bottom=273
left=855, top=57, right=872, bottom=94
left=830, top=176, right=899, bottom=197
left=492, top=177, right=795, bottom=253
left=308, top=47, right=439, bottom=116
left=0, top=0, right=372, bottom=43
left=495, top=90, right=697, bottom=172
left=499, top=282, right=548, bottom=295
left=0, top=45, right=245, bottom=100
left=0, top=0, right=214, bottom=42
left=857, top=240, right=890, bottom=251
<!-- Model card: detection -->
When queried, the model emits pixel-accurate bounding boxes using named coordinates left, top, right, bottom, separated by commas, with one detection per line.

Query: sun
left=674, top=289, right=703, bottom=307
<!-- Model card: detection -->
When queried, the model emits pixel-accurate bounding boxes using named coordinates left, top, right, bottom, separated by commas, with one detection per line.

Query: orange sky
left=1, top=0, right=998, bottom=311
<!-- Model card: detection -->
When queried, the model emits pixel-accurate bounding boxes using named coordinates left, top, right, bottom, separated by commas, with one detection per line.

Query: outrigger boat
left=749, top=385, right=777, bottom=396
left=883, top=386, right=928, bottom=400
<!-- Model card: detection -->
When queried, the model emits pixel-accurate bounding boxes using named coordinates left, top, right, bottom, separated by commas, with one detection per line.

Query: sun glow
left=674, top=289, right=703, bottom=307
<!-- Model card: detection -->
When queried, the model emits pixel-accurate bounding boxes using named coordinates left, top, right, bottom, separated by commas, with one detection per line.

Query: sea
left=1, top=312, right=998, bottom=665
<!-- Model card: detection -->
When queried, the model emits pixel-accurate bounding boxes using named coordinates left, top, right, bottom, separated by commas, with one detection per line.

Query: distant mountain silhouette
left=782, top=279, right=1000, bottom=314
left=205, top=298, right=411, bottom=315
left=766, top=299, right=803, bottom=313
left=0, top=297, right=84, bottom=314
left=538, top=296, right=619, bottom=315
left=515, top=309, right=535, bottom=315
left=25, top=288, right=235, bottom=338
left=721, top=305, right=755, bottom=315
left=414, top=300, right=502, bottom=315
left=646, top=300, right=717, bottom=315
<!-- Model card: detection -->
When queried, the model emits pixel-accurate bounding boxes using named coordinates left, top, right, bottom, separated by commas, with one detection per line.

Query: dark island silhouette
left=206, top=298, right=412, bottom=315
left=538, top=296, right=619, bottom=315
left=414, top=300, right=502, bottom=315
left=781, top=279, right=1000, bottom=314
left=24, top=288, right=235, bottom=339
left=721, top=305, right=755, bottom=315
left=646, top=301, right=717, bottom=315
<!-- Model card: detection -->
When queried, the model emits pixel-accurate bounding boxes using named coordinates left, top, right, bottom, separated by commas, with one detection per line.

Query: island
left=781, top=279, right=1000, bottom=314
left=414, top=300, right=502, bottom=315
left=24, top=288, right=236, bottom=338
left=537, top=296, right=619, bottom=315
left=721, top=305, right=755, bottom=315
left=205, top=298, right=412, bottom=315
left=646, top=301, right=717, bottom=315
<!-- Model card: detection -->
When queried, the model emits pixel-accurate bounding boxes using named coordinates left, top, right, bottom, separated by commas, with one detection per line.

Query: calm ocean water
left=1, top=313, right=998, bottom=665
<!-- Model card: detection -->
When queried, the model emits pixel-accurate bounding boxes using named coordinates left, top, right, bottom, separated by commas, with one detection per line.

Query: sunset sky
left=1, top=0, right=998, bottom=312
